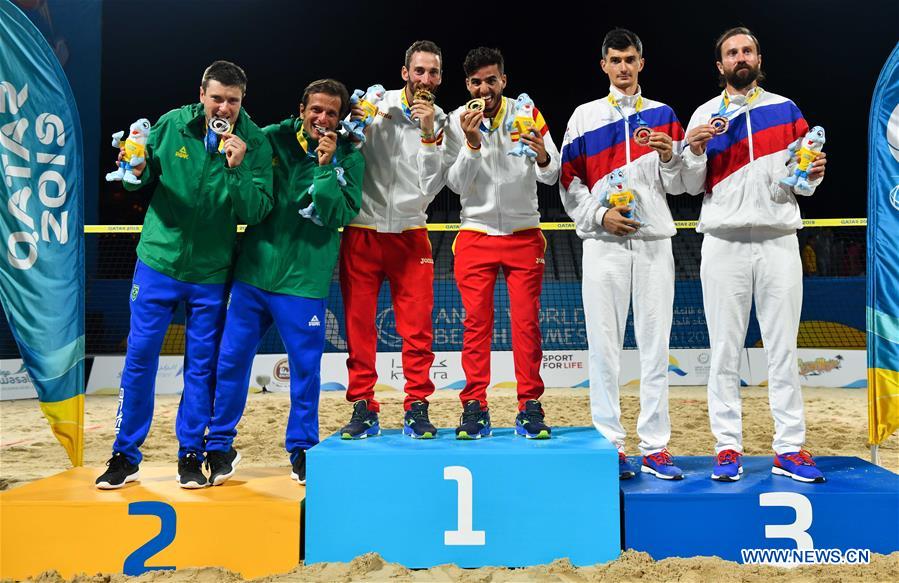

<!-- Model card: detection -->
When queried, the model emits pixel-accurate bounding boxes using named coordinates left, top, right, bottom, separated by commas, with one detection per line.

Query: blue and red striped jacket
left=560, top=87, right=686, bottom=240
left=682, top=89, right=820, bottom=234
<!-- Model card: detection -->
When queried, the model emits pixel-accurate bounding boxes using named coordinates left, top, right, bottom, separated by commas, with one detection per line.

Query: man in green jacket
left=96, top=61, right=274, bottom=490
left=204, top=79, right=363, bottom=485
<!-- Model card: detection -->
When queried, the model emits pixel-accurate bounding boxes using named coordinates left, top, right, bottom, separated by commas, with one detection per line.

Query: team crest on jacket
left=130, top=284, right=139, bottom=302
left=308, top=315, right=321, bottom=327
left=175, top=146, right=189, bottom=159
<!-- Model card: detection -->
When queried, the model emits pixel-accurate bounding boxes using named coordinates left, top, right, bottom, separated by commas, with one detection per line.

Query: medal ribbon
left=607, top=93, right=647, bottom=129
left=714, top=86, right=764, bottom=121
left=479, top=96, right=507, bottom=134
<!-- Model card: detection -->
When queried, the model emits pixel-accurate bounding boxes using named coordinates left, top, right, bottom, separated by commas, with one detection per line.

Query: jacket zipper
left=185, top=147, right=214, bottom=275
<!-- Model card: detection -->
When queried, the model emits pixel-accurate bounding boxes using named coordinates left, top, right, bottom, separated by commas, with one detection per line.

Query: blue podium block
left=621, top=456, right=899, bottom=562
left=306, top=427, right=620, bottom=567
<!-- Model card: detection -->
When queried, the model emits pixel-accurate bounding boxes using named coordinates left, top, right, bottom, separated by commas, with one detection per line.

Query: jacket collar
left=609, top=85, right=642, bottom=108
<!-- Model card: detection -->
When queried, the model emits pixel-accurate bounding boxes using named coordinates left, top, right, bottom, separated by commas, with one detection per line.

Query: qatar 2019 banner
left=0, top=0, right=85, bottom=465
left=867, top=41, right=899, bottom=447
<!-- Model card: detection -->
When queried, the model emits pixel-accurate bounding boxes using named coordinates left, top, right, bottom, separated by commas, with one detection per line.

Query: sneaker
left=515, top=400, right=551, bottom=439
left=177, top=453, right=208, bottom=489
left=641, top=449, right=684, bottom=480
left=206, top=448, right=241, bottom=486
left=455, top=400, right=492, bottom=439
left=95, top=452, right=140, bottom=490
left=773, top=450, right=826, bottom=483
left=618, top=452, right=636, bottom=480
left=290, top=450, right=306, bottom=485
left=339, top=400, right=380, bottom=439
left=711, top=449, right=743, bottom=482
left=403, top=401, right=437, bottom=439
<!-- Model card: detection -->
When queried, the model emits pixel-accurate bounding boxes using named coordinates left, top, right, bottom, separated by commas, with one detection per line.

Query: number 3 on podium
left=444, top=466, right=486, bottom=546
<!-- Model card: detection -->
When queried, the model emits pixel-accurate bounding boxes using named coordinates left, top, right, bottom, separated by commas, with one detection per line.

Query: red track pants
left=339, top=227, right=435, bottom=412
left=453, top=229, right=546, bottom=410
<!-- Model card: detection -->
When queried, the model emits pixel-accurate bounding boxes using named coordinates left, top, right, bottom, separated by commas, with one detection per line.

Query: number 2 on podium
left=444, top=466, right=486, bottom=546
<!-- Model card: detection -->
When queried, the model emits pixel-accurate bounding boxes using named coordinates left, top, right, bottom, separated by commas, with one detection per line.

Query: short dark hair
left=714, top=26, right=765, bottom=87
left=601, top=28, right=643, bottom=58
left=463, top=47, right=504, bottom=77
left=405, top=40, right=442, bottom=70
left=302, top=78, right=351, bottom=119
left=715, top=26, right=761, bottom=61
left=201, top=60, right=247, bottom=95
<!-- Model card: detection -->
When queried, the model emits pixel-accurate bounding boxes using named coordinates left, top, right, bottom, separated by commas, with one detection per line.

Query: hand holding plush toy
left=780, top=125, right=825, bottom=194
left=602, top=168, right=640, bottom=226
left=340, top=84, right=386, bottom=143
left=106, top=118, right=151, bottom=184
left=506, top=93, right=539, bottom=159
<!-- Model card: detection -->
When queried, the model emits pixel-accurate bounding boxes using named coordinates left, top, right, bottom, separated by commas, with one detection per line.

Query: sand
left=2, top=386, right=898, bottom=582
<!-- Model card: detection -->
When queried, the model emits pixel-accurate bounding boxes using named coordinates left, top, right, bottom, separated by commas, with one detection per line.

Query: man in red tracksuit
left=338, top=40, right=448, bottom=440
left=436, top=47, right=560, bottom=439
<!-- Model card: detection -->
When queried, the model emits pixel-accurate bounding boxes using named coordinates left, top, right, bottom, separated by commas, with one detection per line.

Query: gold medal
left=709, top=116, right=729, bottom=135
left=632, top=126, right=652, bottom=146
left=413, top=89, right=435, bottom=105
left=208, top=116, right=231, bottom=135
left=466, top=98, right=485, bottom=112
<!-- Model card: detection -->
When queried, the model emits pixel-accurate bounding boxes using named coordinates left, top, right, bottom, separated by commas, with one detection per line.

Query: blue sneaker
left=619, top=452, right=636, bottom=480
left=455, top=400, right=492, bottom=440
left=773, top=450, right=826, bottom=483
left=514, top=400, right=552, bottom=439
left=403, top=401, right=437, bottom=439
left=641, top=449, right=684, bottom=480
left=711, top=449, right=743, bottom=481
left=340, top=400, right=380, bottom=439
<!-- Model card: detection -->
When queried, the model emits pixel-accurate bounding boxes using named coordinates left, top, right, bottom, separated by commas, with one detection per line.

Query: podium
left=305, top=427, right=621, bottom=567
left=620, top=456, right=899, bottom=561
left=0, top=466, right=302, bottom=580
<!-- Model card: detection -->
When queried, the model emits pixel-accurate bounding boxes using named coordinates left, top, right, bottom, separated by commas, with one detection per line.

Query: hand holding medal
left=410, top=87, right=437, bottom=135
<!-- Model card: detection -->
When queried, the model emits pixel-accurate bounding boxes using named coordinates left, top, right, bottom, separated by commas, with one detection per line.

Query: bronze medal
left=709, top=115, right=729, bottom=135
left=632, top=125, right=652, bottom=145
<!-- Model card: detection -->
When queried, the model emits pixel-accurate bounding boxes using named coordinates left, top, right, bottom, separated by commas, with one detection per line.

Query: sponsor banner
left=86, top=355, right=185, bottom=395
left=0, top=358, right=37, bottom=400
left=746, top=348, right=867, bottom=388
left=86, top=348, right=867, bottom=397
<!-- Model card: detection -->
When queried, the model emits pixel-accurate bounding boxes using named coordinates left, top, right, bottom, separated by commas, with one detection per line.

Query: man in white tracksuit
left=559, top=29, right=686, bottom=480
left=681, top=27, right=827, bottom=483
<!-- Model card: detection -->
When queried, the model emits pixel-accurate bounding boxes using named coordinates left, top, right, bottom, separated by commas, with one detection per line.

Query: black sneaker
left=95, top=452, right=140, bottom=490
left=290, top=450, right=306, bottom=484
left=206, top=448, right=241, bottom=486
left=339, top=400, right=380, bottom=439
left=455, top=400, right=492, bottom=440
left=177, top=453, right=208, bottom=489
left=403, top=401, right=437, bottom=439
left=515, top=400, right=552, bottom=439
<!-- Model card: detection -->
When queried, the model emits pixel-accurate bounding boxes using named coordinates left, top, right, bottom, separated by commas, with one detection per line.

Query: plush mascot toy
left=340, top=84, right=386, bottom=143
left=602, top=168, right=640, bottom=224
left=506, top=93, right=539, bottom=159
left=106, top=118, right=151, bottom=185
left=780, top=125, right=825, bottom=194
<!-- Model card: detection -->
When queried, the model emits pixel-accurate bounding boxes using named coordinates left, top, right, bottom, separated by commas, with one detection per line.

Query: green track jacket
left=126, top=103, right=274, bottom=283
left=234, top=118, right=363, bottom=298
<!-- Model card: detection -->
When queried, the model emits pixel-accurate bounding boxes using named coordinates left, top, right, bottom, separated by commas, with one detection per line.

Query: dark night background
left=98, top=0, right=898, bottom=225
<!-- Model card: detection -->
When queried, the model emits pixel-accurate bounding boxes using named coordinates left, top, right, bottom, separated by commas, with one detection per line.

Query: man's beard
left=725, top=64, right=760, bottom=90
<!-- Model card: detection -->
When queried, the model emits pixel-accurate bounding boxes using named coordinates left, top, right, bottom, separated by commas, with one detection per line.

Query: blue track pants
left=113, top=260, right=227, bottom=464
left=206, top=280, right=326, bottom=458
